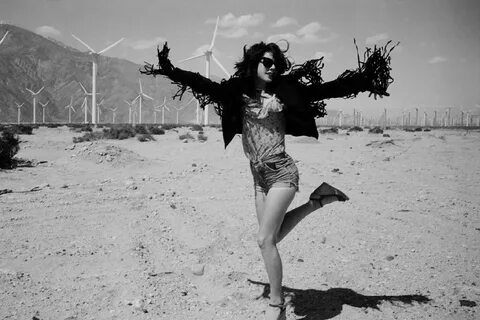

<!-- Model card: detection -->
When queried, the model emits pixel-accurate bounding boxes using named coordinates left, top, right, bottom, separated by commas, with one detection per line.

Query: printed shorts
left=249, top=153, right=299, bottom=194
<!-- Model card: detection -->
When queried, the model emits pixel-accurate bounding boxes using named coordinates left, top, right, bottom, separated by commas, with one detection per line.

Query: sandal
left=309, top=182, right=349, bottom=207
left=267, top=301, right=287, bottom=320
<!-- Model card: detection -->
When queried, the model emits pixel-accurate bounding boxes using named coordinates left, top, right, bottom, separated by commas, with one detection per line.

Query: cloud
left=271, top=17, right=298, bottom=28
left=207, top=13, right=264, bottom=39
left=267, top=21, right=335, bottom=44
left=313, top=51, right=333, bottom=63
left=365, top=33, right=389, bottom=45
left=35, top=25, right=62, bottom=38
left=428, top=56, right=447, bottom=64
left=124, top=37, right=167, bottom=50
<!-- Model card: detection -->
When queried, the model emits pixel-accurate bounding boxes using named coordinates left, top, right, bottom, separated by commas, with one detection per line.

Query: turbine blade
left=35, top=86, right=44, bottom=95
left=212, top=54, right=231, bottom=78
left=71, top=106, right=76, bottom=112
left=26, top=88, right=35, bottom=94
left=179, top=53, right=205, bottom=63
left=138, top=79, right=143, bottom=93
left=124, top=100, right=131, bottom=105
left=0, top=30, right=9, bottom=44
left=209, top=16, right=220, bottom=50
left=79, top=82, right=88, bottom=93
left=142, top=93, right=154, bottom=100
left=98, top=37, right=124, bottom=54
left=72, top=34, right=96, bottom=53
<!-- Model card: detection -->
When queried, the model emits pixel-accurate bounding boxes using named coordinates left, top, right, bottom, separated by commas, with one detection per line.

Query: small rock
left=459, top=299, right=477, bottom=307
left=297, top=258, right=304, bottom=263
left=191, top=264, right=205, bottom=276
left=386, top=255, right=395, bottom=261
left=65, top=144, right=75, bottom=150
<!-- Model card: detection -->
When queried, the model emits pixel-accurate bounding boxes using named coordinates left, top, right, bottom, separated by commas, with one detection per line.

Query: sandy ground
left=0, top=126, right=479, bottom=320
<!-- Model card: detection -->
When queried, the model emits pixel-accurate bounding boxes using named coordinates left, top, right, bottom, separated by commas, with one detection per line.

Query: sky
left=1, top=0, right=479, bottom=118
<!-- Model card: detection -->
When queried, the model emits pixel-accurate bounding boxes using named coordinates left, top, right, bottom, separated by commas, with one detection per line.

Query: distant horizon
left=1, top=0, right=479, bottom=115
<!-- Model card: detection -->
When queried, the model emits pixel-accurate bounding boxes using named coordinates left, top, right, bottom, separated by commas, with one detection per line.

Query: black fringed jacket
left=165, top=67, right=370, bottom=148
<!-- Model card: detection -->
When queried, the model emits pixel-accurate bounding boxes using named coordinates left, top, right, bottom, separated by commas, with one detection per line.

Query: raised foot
left=309, top=182, right=349, bottom=207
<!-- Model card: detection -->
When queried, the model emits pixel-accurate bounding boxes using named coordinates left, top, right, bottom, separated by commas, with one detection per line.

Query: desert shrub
left=190, top=124, right=203, bottom=131
left=0, top=130, right=20, bottom=169
left=161, top=123, right=181, bottom=131
left=134, top=125, right=148, bottom=135
left=368, top=127, right=384, bottom=134
left=148, top=126, right=165, bottom=135
left=46, top=123, right=62, bottom=128
left=423, top=128, right=431, bottom=132
left=9, top=124, right=34, bottom=135
left=179, top=132, right=195, bottom=140
left=137, top=133, right=156, bottom=142
left=73, top=131, right=104, bottom=143
left=197, top=132, right=208, bottom=142
left=348, top=126, right=364, bottom=132
left=319, top=127, right=339, bottom=134
left=414, top=127, right=423, bottom=132
left=103, top=126, right=136, bottom=140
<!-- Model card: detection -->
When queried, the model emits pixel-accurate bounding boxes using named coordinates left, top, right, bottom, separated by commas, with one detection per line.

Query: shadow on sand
left=248, top=279, right=431, bottom=320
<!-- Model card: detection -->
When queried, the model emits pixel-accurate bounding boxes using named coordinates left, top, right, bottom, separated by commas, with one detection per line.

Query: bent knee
left=256, top=233, right=277, bottom=249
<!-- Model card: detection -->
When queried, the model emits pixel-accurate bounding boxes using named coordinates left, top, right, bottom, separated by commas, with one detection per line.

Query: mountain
left=0, top=24, right=220, bottom=125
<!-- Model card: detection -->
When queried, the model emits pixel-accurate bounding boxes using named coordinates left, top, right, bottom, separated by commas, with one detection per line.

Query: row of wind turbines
left=6, top=16, right=229, bottom=125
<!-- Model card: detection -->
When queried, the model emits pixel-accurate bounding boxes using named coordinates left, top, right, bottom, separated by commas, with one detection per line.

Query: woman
left=142, top=40, right=395, bottom=319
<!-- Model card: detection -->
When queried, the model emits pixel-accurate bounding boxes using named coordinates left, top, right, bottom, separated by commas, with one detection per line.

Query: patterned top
left=241, top=92, right=286, bottom=162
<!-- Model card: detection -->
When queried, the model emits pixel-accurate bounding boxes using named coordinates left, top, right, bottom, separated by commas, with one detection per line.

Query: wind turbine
left=79, top=82, right=92, bottom=124
left=172, top=97, right=195, bottom=124
left=64, top=97, right=75, bottom=123
left=72, top=34, right=124, bottom=124
left=15, top=102, right=24, bottom=124
left=109, top=106, right=118, bottom=123
left=97, top=99, right=104, bottom=123
left=179, top=16, right=231, bottom=126
left=26, top=86, right=44, bottom=124
left=124, top=100, right=134, bottom=124
left=154, top=97, right=170, bottom=125
left=39, top=101, right=49, bottom=123
left=133, top=79, right=153, bottom=124
left=0, top=30, right=9, bottom=45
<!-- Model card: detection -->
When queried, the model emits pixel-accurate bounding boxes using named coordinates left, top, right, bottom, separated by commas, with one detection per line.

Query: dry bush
left=319, top=127, right=339, bottom=134
left=369, top=127, right=384, bottom=134
left=0, top=130, right=20, bottom=169
left=137, top=134, right=156, bottom=142
left=348, top=126, right=364, bottom=132
left=197, top=132, right=208, bottom=142
left=190, top=124, right=203, bottom=131
left=179, top=132, right=195, bottom=140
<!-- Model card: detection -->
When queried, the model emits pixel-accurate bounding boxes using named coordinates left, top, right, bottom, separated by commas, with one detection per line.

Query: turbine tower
left=79, top=82, right=92, bottom=124
left=64, top=97, right=75, bottom=123
left=124, top=100, right=134, bottom=124
left=39, top=101, right=49, bottom=123
left=109, top=106, right=117, bottom=123
left=72, top=34, right=124, bottom=124
left=15, top=102, right=23, bottom=124
left=133, top=79, right=153, bottom=124
left=26, top=86, right=44, bottom=124
left=154, top=97, right=170, bottom=125
left=97, top=99, right=104, bottom=123
left=179, top=16, right=230, bottom=126
left=0, top=30, right=9, bottom=45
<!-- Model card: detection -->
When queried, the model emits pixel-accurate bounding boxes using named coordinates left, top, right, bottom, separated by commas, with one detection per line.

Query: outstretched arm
left=306, top=41, right=398, bottom=101
left=141, top=42, right=226, bottom=108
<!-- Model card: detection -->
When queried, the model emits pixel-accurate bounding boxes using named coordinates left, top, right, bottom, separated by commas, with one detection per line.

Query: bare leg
left=255, top=187, right=296, bottom=319
left=276, top=196, right=338, bottom=243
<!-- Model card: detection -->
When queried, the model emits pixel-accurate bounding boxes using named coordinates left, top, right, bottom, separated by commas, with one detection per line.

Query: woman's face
left=256, top=51, right=277, bottom=84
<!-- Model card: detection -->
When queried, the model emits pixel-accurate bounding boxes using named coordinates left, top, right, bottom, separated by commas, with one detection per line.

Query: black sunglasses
left=259, top=57, right=276, bottom=69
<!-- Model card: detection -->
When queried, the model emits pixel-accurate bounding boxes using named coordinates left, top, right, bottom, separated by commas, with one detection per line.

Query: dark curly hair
left=233, top=41, right=292, bottom=79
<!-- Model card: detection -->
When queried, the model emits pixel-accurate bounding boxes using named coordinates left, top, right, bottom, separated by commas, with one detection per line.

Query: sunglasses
left=259, top=57, right=276, bottom=69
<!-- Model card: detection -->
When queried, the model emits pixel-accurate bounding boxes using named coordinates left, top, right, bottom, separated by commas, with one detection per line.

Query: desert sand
left=0, top=126, right=479, bottom=320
